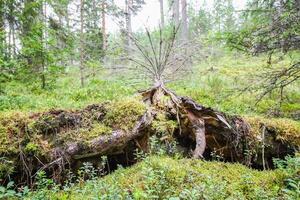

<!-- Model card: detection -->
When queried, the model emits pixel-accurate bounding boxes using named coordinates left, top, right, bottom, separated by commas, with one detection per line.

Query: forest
left=0, top=0, right=299, bottom=199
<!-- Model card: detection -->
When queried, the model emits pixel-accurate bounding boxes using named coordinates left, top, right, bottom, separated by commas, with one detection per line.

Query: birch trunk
left=80, top=0, right=85, bottom=87
left=159, top=0, right=165, bottom=27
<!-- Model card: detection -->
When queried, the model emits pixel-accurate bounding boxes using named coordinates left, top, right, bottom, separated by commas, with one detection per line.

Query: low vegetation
left=1, top=54, right=299, bottom=119
left=1, top=155, right=298, bottom=199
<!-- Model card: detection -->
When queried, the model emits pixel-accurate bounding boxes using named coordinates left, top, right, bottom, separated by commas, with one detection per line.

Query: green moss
left=0, top=125, right=11, bottom=154
left=0, top=158, right=14, bottom=179
left=0, top=112, right=30, bottom=154
left=27, top=156, right=291, bottom=199
left=104, top=98, right=146, bottom=131
left=24, top=142, right=39, bottom=154
left=59, top=123, right=113, bottom=143
left=0, top=112, right=53, bottom=158
left=246, top=116, right=300, bottom=145
left=152, top=112, right=178, bottom=135
left=30, top=115, right=60, bottom=135
left=78, top=123, right=113, bottom=140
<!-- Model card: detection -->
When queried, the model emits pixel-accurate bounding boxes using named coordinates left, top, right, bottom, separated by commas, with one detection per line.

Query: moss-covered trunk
left=0, top=86, right=299, bottom=187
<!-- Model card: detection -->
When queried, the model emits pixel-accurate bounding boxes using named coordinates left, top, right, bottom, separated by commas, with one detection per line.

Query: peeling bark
left=190, top=117, right=206, bottom=159
left=69, top=112, right=152, bottom=160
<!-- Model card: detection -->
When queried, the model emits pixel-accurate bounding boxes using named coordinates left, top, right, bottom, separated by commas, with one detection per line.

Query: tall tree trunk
left=0, top=1, right=4, bottom=54
left=7, top=1, right=12, bottom=58
left=102, top=0, right=106, bottom=52
left=8, top=2, right=16, bottom=58
left=80, top=0, right=85, bottom=87
left=57, top=13, right=65, bottom=67
left=172, top=0, right=179, bottom=27
left=66, top=2, right=74, bottom=66
left=181, top=0, right=188, bottom=42
left=8, top=22, right=12, bottom=58
left=12, top=23, right=16, bottom=56
left=0, top=1, right=5, bottom=58
left=125, top=0, right=132, bottom=53
left=22, top=0, right=36, bottom=67
left=159, top=0, right=165, bottom=27
left=41, top=1, right=47, bottom=89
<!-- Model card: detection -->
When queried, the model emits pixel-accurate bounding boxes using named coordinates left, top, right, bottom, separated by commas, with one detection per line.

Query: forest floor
left=1, top=53, right=299, bottom=117
left=24, top=156, right=299, bottom=199
left=0, top=53, right=299, bottom=199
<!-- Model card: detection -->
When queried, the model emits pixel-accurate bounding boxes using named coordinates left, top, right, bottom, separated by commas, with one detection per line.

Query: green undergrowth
left=0, top=77, right=137, bottom=112
left=22, top=155, right=299, bottom=200
left=169, top=54, right=300, bottom=118
left=0, top=54, right=299, bottom=120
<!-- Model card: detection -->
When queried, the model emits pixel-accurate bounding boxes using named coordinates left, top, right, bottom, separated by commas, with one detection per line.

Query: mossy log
left=0, top=86, right=299, bottom=186
left=67, top=112, right=152, bottom=160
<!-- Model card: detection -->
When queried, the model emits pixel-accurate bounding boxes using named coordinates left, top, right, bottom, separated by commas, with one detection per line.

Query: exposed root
left=190, top=118, right=206, bottom=159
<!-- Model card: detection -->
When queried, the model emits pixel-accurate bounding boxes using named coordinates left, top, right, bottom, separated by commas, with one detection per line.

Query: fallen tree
left=0, top=85, right=299, bottom=187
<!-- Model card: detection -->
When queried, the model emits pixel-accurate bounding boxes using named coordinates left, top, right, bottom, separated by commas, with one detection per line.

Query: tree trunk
left=0, top=1, right=5, bottom=57
left=7, top=1, right=12, bottom=58
left=41, top=1, right=47, bottom=89
left=22, top=0, right=39, bottom=69
left=8, top=20, right=11, bottom=58
left=12, top=22, right=16, bottom=56
left=101, top=0, right=107, bottom=62
left=125, top=0, right=132, bottom=54
left=172, top=0, right=179, bottom=27
left=102, top=0, right=106, bottom=52
left=159, top=0, right=165, bottom=27
left=66, top=2, right=74, bottom=66
left=181, top=0, right=188, bottom=42
left=7, top=1, right=16, bottom=58
left=80, top=0, right=85, bottom=87
left=70, top=112, right=152, bottom=160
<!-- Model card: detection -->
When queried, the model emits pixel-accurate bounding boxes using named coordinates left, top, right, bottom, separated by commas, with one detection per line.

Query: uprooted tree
left=0, top=26, right=299, bottom=187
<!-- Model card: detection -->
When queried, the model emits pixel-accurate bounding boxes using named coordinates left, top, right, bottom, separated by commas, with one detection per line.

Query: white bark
left=180, top=0, right=188, bottom=42
left=159, top=0, right=164, bottom=27
left=125, top=0, right=132, bottom=53
left=172, top=0, right=179, bottom=27
left=80, top=0, right=85, bottom=87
